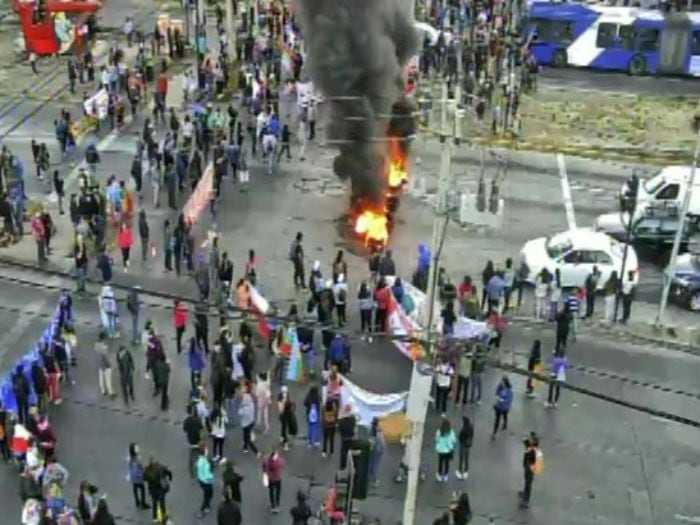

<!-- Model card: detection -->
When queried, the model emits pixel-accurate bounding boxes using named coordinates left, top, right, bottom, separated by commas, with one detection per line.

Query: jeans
left=98, top=367, right=113, bottom=396
left=521, top=470, right=534, bottom=504
left=437, top=452, right=451, bottom=476
left=75, top=266, right=87, bottom=291
left=150, top=493, right=166, bottom=520
left=130, top=312, right=139, bottom=344
left=585, top=294, right=596, bottom=318
left=308, top=421, right=320, bottom=446
left=492, top=408, right=508, bottom=435
left=242, top=423, right=258, bottom=453
left=548, top=381, right=561, bottom=404
left=199, top=482, right=213, bottom=512
left=176, top=326, right=185, bottom=354
left=435, top=385, right=450, bottom=413
left=469, top=373, right=482, bottom=403
left=268, top=480, right=281, bottom=508
left=132, top=483, right=146, bottom=507
left=360, top=309, right=372, bottom=333
left=322, top=427, right=335, bottom=455
left=212, top=436, right=225, bottom=458
left=368, top=452, right=382, bottom=482
left=458, top=444, right=470, bottom=473
left=456, top=375, right=469, bottom=405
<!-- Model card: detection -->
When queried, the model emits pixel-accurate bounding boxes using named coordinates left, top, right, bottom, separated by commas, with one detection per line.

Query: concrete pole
left=656, top=128, right=700, bottom=325
left=227, top=0, right=236, bottom=56
left=402, top=81, right=454, bottom=525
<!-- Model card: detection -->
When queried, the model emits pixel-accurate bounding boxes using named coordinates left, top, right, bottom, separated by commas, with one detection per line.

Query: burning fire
left=354, top=209, right=389, bottom=247
left=388, top=137, right=408, bottom=189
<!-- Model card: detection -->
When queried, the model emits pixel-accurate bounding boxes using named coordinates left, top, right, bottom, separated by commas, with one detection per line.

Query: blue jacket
left=495, top=384, right=513, bottom=412
left=196, top=455, right=214, bottom=484
left=551, top=355, right=568, bottom=378
left=127, top=456, right=144, bottom=484
left=417, top=244, right=431, bottom=273
left=329, top=337, right=349, bottom=364
left=486, top=275, right=508, bottom=300
left=188, top=344, right=206, bottom=372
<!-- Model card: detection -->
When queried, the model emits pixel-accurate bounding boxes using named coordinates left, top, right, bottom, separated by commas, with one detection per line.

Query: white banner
left=337, top=374, right=407, bottom=427
left=83, top=88, right=109, bottom=120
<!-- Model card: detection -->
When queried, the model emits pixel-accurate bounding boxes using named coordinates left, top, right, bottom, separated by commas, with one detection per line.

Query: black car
left=668, top=253, right=700, bottom=311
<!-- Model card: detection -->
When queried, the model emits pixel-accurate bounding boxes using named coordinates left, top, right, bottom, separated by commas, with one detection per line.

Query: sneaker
left=544, top=402, right=552, bottom=408
left=553, top=402, right=559, bottom=408
left=462, top=471, right=469, bottom=480
left=455, top=471, right=463, bottom=480
left=368, top=336, right=373, bottom=343
left=435, top=472, right=442, bottom=482
left=321, top=452, right=327, bottom=458
left=527, top=392, right=536, bottom=399
left=443, top=474, right=449, bottom=482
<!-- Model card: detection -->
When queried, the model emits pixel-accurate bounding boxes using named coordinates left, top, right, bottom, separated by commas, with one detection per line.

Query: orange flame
left=354, top=209, right=389, bottom=247
left=388, top=136, right=408, bottom=189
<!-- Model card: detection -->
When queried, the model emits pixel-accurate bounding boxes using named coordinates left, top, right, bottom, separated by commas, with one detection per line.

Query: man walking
left=116, top=345, right=136, bottom=406
left=138, top=209, right=150, bottom=262
left=95, top=332, right=115, bottom=398
left=519, top=433, right=543, bottom=509
left=290, top=232, right=305, bottom=289
left=154, top=358, right=171, bottom=411
left=584, top=266, right=600, bottom=319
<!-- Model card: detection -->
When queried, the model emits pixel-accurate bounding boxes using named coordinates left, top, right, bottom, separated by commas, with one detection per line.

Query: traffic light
left=620, top=173, right=639, bottom=213
left=349, top=438, right=371, bottom=500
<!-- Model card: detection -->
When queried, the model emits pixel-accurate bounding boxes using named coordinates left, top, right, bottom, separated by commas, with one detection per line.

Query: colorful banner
left=285, top=327, right=303, bottom=382
left=337, top=374, right=408, bottom=427
left=183, top=164, right=214, bottom=225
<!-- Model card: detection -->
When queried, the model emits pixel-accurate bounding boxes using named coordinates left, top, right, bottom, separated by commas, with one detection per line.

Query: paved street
left=1, top=1, right=700, bottom=525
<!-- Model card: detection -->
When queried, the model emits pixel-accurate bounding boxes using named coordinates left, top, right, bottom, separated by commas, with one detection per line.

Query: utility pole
left=226, top=0, right=236, bottom=55
left=402, top=81, right=462, bottom=525
left=656, top=123, right=700, bottom=325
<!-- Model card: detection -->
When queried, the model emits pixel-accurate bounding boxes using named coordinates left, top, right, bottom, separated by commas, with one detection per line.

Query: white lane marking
left=558, top=153, right=577, bottom=231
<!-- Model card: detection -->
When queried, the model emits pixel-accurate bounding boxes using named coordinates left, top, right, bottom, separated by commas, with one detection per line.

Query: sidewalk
left=510, top=289, right=700, bottom=356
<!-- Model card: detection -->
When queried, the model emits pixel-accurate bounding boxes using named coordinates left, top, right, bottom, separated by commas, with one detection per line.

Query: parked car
left=668, top=253, right=700, bottom=311
left=519, top=229, right=639, bottom=289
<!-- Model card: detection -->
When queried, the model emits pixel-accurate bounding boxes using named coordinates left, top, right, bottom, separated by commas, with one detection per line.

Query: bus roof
left=529, top=2, right=699, bottom=25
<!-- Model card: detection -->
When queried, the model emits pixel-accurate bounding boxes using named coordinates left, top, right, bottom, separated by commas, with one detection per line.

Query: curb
left=510, top=316, right=700, bottom=357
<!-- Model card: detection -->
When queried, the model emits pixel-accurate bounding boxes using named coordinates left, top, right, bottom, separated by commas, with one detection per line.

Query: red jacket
left=117, top=227, right=133, bottom=249
left=31, top=217, right=45, bottom=241
left=156, top=74, right=168, bottom=97
left=262, top=454, right=285, bottom=482
left=174, top=303, right=187, bottom=328
left=374, top=286, right=391, bottom=311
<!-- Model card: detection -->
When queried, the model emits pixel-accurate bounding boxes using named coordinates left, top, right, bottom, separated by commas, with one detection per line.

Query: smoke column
left=295, top=0, right=418, bottom=205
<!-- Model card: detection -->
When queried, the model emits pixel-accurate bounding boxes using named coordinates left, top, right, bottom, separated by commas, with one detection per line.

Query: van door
left=689, top=30, right=700, bottom=77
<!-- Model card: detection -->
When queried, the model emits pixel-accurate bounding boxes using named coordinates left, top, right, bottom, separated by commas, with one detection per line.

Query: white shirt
left=210, top=412, right=228, bottom=438
left=436, top=363, right=454, bottom=388
left=182, top=121, right=193, bottom=138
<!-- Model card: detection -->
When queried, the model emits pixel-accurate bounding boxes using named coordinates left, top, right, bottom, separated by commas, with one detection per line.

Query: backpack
left=308, top=403, right=318, bottom=424
left=288, top=241, right=296, bottom=261
left=531, top=449, right=544, bottom=475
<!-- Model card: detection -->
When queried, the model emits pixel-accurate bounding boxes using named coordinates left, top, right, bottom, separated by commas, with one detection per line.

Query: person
left=480, top=260, right=495, bottom=311
left=328, top=333, right=351, bottom=374
left=525, top=340, right=542, bottom=398
left=492, top=376, right=513, bottom=439
left=434, top=416, right=457, bottom=482
left=373, top=279, right=391, bottom=334
left=196, top=447, right=215, bottom=517
left=333, top=274, right=348, bottom=327
left=127, top=443, right=149, bottom=509
left=546, top=351, right=568, bottom=408
left=138, top=209, right=150, bottom=261
left=321, top=398, right=337, bottom=458
left=456, top=416, right=473, bottom=480
left=153, top=358, right=171, bottom=411
left=603, top=271, right=618, bottom=323
left=455, top=348, right=471, bottom=407
left=53, top=170, right=65, bottom=214
left=584, top=266, right=600, bottom=319
left=554, top=305, right=571, bottom=353
left=358, top=281, right=374, bottom=341
left=256, top=372, right=271, bottom=433
left=98, top=285, right=118, bottom=337
left=469, top=348, right=485, bottom=405
left=549, top=269, right=562, bottom=320
left=117, top=221, right=134, bottom=269
left=144, top=460, right=172, bottom=522
left=563, top=288, right=581, bottom=341
left=239, top=385, right=259, bottom=455
left=262, top=446, right=285, bottom=513
left=519, top=433, right=543, bottom=508
left=92, top=498, right=117, bottom=525
left=434, top=356, right=454, bottom=413
left=116, top=345, right=135, bottom=406
left=222, top=460, right=243, bottom=503
left=368, top=417, right=386, bottom=487
left=183, top=404, right=204, bottom=478
left=337, top=403, right=356, bottom=470
left=277, top=386, right=296, bottom=450
left=304, top=386, right=322, bottom=448
left=174, top=300, right=187, bottom=354
left=621, top=270, right=636, bottom=323
left=378, top=250, right=396, bottom=277
left=95, top=332, right=114, bottom=398
left=217, top=489, right=242, bottom=525
left=209, top=404, right=229, bottom=461
left=534, top=268, right=549, bottom=320
left=290, top=490, right=312, bottom=525
left=77, top=481, right=98, bottom=522
left=30, top=213, right=47, bottom=264
left=450, top=492, right=472, bottom=525
left=290, top=232, right=305, bottom=289
left=126, top=287, right=141, bottom=346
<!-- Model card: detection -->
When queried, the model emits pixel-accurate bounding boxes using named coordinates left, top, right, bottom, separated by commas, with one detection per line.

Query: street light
left=656, top=115, right=700, bottom=326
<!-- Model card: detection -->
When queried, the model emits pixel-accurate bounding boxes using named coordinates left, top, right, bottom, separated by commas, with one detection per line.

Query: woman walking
left=187, top=337, right=206, bottom=390
left=262, top=446, right=285, bottom=513
left=255, top=372, right=271, bottom=433
left=525, top=340, right=542, bottom=398
left=434, top=416, right=457, bottom=483
left=209, top=404, right=229, bottom=461
left=127, top=443, right=149, bottom=510
left=368, top=417, right=386, bottom=487
left=304, top=386, right=322, bottom=449
left=277, top=386, right=296, bottom=451
left=196, top=447, right=215, bottom=517
left=492, top=376, right=513, bottom=439
left=117, top=221, right=134, bottom=270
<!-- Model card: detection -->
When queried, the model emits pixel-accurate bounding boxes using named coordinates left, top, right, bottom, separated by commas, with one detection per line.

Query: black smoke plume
left=295, top=0, right=418, bottom=205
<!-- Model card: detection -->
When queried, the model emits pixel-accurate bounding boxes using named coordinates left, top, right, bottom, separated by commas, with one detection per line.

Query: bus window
left=692, top=31, right=700, bottom=55
left=657, top=183, right=679, bottom=200
left=637, top=28, right=659, bottom=53
left=620, top=26, right=635, bottom=51
left=596, top=23, right=618, bottom=48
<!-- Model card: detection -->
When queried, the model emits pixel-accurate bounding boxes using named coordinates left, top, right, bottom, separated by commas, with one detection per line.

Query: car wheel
left=690, top=292, right=700, bottom=312
left=552, top=49, right=567, bottom=68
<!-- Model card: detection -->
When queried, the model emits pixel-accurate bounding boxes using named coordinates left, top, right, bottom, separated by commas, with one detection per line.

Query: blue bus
left=525, top=2, right=700, bottom=76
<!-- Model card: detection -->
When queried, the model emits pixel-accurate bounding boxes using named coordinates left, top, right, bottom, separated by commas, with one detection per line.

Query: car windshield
left=643, top=176, right=664, bottom=195
left=546, top=235, right=573, bottom=259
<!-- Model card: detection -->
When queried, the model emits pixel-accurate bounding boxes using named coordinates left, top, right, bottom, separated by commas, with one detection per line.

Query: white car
left=519, top=229, right=639, bottom=289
